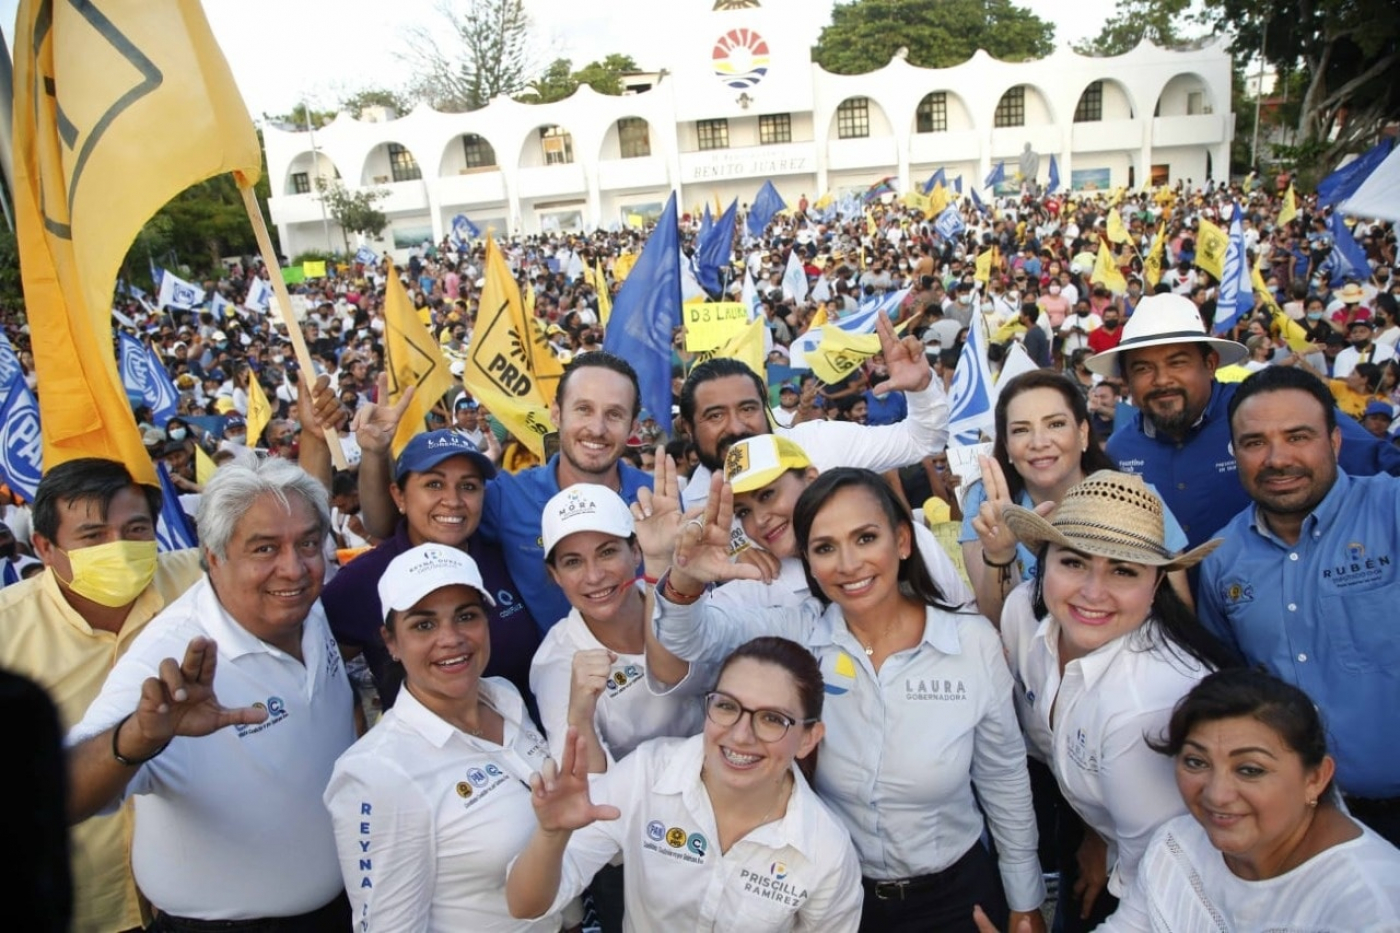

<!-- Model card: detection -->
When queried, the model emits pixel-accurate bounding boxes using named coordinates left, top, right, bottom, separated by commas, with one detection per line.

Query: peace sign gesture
left=667, top=472, right=766, bottom=596
left=969, top=454, right=1023, bottom=565
left=871, top=310, right=933, bottom=395
left=632, top=453, right=688, bottom=572
left=351, top=372, right=416, bottom=455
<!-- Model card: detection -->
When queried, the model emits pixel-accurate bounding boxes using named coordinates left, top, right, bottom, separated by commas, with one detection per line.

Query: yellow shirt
left=0, top=550, right=204, bottom=933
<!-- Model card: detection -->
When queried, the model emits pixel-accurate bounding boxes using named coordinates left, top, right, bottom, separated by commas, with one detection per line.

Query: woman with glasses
left=506, top=636, right=862, bottom=931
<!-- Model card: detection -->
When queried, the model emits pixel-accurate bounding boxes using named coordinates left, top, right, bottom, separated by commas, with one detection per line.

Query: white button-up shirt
left=323, top=678, right=559, bottom=933
left=531, top=586, right=708, bottom=763
left=655, top=595, right=1045, bottom=912
left=535, top=734, right=863, bottom=933
left=1000, top=582, right=1207, bottom=897
left=68, top=578, right=354, bottom=920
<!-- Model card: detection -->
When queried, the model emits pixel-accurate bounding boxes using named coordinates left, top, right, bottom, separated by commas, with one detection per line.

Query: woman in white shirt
left=651, top=468, right=1047, bottom=933
left=323, top=544, right=559, bottom=933
left=996, top=471, right=1238, bottom=927
left=1098, top=668, right=1400, bottom=931
left=507, top=636, right=864, bottom=931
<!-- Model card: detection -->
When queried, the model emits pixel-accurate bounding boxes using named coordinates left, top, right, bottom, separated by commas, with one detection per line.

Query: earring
left=1307, top=798, right=1318, bottom=808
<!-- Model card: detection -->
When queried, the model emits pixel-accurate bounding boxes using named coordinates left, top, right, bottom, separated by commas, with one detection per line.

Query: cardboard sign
left=684, top=302, right=751, bottom=351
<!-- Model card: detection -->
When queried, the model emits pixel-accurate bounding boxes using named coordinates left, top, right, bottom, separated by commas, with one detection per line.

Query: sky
left=0, top=0, right=1122, bottom=119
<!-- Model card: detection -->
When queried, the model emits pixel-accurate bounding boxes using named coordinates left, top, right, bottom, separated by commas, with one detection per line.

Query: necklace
left=758, top=774, right=792, bottom=827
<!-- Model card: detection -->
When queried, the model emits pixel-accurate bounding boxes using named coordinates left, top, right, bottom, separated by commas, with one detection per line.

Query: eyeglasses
left=702, top=691, right=815, bottom=743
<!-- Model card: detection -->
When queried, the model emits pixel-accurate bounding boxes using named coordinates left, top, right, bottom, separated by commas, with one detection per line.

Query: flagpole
left=238, top=183, right=350, bottom=470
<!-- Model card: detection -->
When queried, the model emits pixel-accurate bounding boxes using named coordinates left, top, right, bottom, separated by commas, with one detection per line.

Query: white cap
left=541, top=484, right=635, bottom=559
left=377, top=544, right=495, bottom=622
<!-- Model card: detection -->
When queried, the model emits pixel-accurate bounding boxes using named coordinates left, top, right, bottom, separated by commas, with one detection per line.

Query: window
left=994, top=86, right=1025, bottom=128
left=541, top=126, right=574, bottom=165
left=1074, top=81, right=1103, bottom=123
left=387, top=143, right=421, bottom=182
left=618, top=118, right=651, bottom=158
left=759, top=113, right=792, bottom=144
left=462, top=134, right=496, bottom=169
left=836, top=97, right=870, bottom=139
left=1187, top=91, right=1205, bottom=115
left=291, top=172, right=310, bottom=195
left=916, top=92, right=948, bottom=133
left=697, top=118, right=729, bottom=150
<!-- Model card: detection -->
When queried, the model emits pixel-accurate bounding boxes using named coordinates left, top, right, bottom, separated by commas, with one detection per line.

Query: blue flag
left=1317, top=139, right=1395, bottom=208
left=450, top=213, right=482, bottom=249
left=0, top=332, right=22, bottom=402
left=934, top=206, right=966, bottom=241
left=1326, top=212, right=1372, bottom=284
left=984, top=162, right=1006, bottom=189
left=969, top=188, right=988, bottom=216
left=747, top=181, right=786, bottom=239
left=696, top=199, right=738, bottom=297
left=1213, top=204, right=1255, bottom=335
left=922, top=168, right=947, bottom=195
left=118, top=333, right=180, bottom=426
left=154, top=461, right=197, bottom=552
left=699, top=202, right=713, bottom=241
left=0, top=373, right=43, bottom=501
left=604, top=193, right=681, bottom=434
left=1047, top=154, right=1061, bottom=195
left=355, top=245, right=379, bottom=266
left=947, top=318, right=996, bottom=443
left=952, top=175, right=963, bottom=195
left=150, top=259, right=164, bottom=292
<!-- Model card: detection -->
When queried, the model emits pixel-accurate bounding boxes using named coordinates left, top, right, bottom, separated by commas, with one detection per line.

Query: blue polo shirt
left=1108, top=382, right=1400, bottom=548
left=862, top=389, right=908, bottom=426
left=320, top=523, right=540, bottom=709
left=479, top=455, right=654, bottom=633
left=1197, top=471, right=1400, bottom=798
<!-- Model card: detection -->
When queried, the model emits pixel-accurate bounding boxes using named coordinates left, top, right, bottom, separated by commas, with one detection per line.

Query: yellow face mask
left=56, top=540, right=159, bottom=608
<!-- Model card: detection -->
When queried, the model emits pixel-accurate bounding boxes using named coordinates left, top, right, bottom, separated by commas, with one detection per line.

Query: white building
left=264, top=0, right=1235, bottom=258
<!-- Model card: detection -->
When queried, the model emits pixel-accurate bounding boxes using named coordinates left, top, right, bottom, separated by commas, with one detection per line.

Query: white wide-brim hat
left=1085, top=293, right=1248, bottom=378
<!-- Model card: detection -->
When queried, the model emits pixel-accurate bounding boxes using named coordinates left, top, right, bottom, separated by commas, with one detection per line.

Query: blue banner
left=154, top=461, right=197, bottom=552
left=0, top=373, right=44, bottom=500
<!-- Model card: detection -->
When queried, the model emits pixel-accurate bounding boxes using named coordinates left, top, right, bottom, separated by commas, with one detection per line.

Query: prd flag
left=594, top=261, right=613, bottom=329
left=12, top=0, right=262, bottom=484
left=1105, top=209, right=1130, bottom=245
left=1091, top=240, right=1127, bottom=294
left=1194, top=218, right=1229, bottom=279
left=467, top=237, right=564, bottom=456
left=245, top=375, right=274, bottom=448
left=383, top=265, right=458, bottom=455
left=974, top=246, right=999, bottom=284
left=811, top=325, right=882, bottom=386
left=1143, top=223, right=1167, bottom=288
left=1277, top=183, right=1298, bottom=228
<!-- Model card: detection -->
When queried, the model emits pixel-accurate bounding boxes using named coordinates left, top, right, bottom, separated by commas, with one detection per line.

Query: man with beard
left=1088, top=293, right=1400, bottom=547
left=679, top=311, right=947, bottom=509
left=1198, top=365, right=1400, bottom=846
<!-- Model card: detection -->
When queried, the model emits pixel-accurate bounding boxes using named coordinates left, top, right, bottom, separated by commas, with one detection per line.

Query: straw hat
left=1001, top=470, right=1220, bottom=570
left=1084, top=293, right=1247, bottom=377
left=1337, top=282, right=1366, bottom=304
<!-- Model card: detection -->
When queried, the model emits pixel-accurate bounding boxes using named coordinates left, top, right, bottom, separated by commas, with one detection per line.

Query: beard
left=698, top=429, right=761, bottom=472
left=1143, top=389, right=1198, bottom=437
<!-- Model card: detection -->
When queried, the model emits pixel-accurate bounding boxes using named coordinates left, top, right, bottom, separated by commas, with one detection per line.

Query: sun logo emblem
left=724, top=444, right=749, bottom=482
left=712, top=28, right=770, bottom=90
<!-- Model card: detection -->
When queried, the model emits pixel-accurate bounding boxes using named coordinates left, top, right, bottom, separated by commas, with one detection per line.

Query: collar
left=197, top=577, right=321, bottom=665
left=1248, top=469, right=1351, bottom=546
left=36, top=562, right=171, bottom=639
left=1139, top=380, right=1222, bottom=440
left=392, top=677, right=526, bottom=750
left=810, top=604, right=963, bottom=657
left=1035, top=613, right=1153, bottom=691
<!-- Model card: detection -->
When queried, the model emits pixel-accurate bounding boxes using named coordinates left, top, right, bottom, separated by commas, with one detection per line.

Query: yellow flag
left=808, top=305, right=829, bottom=329
left=465, top=237, right=565, bottom=458
left=613, top=252, right=638, bottom=283
left=1194, top=218, right=1229, bottom=279
left=1278, top=183, right=1298, bottom=228
left=927, top=183, right=949, bottom=217
left=1106, top=209, right=1130, bottom=245
left=523, top=279, right=536, bottom=318
left=595, top=261, right=612, bottom=328
left=384, top=266, right=456, bottom=455
left=1253, top=256, right=1312, bottom=352
left=1091, top=240, right=1127, bottom=293
left=865, top=210, right=877, bottom=238
left=811, top=326, right=882, bottom=385
left=13, top=0, right=261, bottom=484
left=194, top=445, right=216, bottom=485
left=813, top=191, right=834, bottom=211
left=246, top=375, right=273, bottom=448
left=902, top=190, right=931, bottom=214
left=627, top=214, right=646, bottom=230
left=701, top=317, right=767, bottom=376
left=1143, top=224, right=1167, bottom=288
left=975, top=247, right=994, bottom=284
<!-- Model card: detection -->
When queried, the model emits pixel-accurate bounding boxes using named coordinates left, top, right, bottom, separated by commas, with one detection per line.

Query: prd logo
left=712, top=28, right=770, bottom=90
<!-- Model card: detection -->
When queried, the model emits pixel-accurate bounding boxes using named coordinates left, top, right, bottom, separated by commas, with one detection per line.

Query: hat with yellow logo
left=723, top=436, right=813, bottom=494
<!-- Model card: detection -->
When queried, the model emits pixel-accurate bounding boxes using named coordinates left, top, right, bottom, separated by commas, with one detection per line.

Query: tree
left=812, top=0, right=1055, bottom=74
left=1075, top=0, right=1199, bottom=56
left=316, top=178, right=388, bottom=254
left=401, top=0, right=534, bottom=112
left=518, top=54, right=640, bottom=104
left=263, top=102, right=336, bottom=130
left=340, top=87, right=412, bottom=117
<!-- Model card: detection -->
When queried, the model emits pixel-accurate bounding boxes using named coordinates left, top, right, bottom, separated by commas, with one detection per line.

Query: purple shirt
left=320, top=523, right=540, bottom=709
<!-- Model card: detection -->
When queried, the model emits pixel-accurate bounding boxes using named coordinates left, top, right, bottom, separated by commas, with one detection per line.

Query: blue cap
left=394, top=430, right=496, bottom=481
left=639, top=409, right=654, bottom=421
left=1363, top=400, right=1393, bottom=419
left=223, top=414, right=245, bottom=430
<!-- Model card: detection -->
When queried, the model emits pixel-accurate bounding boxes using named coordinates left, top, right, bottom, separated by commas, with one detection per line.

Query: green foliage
left=315, top=178, right=388, bottom=252
left=402, top=0, right=534, bottom=112
left=518, top=54, right=640, bottom=104
left=292, top=249, right=343, bottom=264
left=0, top=227, right=25, bottom=311
left=340, top=87, right=411, bottom=117
left=812, top=0, right=1055, bottom=74
left=264, top=102, right=336, bottom=130
left=1075, top=0, right=1199, bottom=56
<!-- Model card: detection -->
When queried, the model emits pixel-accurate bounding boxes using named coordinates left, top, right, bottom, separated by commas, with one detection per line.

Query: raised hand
left=969, top=454, right=1021, bottom=565
left=633, top=454, right=687, bottom=570
left=297, top=372, right=345, bottom=441
left=126, top=638, right=269, bottom=755
left=567, top=649, right=616, bottom=726
left=669, top=472, right=766, bottom=591
left=871, top=310, right=933, bottom=395
left=528, top=727, right=621, bottom=835
left=351, top=372, right=415, bottom=455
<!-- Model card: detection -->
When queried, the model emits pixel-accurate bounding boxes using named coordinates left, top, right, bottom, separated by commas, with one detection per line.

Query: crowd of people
left=2, top=170, right=1399, bottom=933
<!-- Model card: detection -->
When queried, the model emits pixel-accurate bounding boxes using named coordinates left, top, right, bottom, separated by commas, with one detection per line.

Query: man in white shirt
left=771, top=382, right=801, bottom=428
left=1332, top=318, right=1397, bottom=379
left=65, top=459, right=356, bottom=931
left=452, top=395, right=488, bottom=448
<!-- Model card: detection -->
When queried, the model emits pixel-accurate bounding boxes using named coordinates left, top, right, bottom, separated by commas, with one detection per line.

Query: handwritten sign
left=684, top=302, right=750, bottom=351
left=946, top=442, right=993, bottom=510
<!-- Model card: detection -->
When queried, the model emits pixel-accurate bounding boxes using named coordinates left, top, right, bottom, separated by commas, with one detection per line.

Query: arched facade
left=265, top=0, right=1234, bottom=258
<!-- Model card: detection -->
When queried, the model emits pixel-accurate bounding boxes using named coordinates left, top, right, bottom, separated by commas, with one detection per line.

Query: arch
left=991, top=83, right=1055, bottom=129
left=827, top=95, right=893, bottom=141
left=439, top=132, right=499, bottom=176
left=1154, top=73, right=1215, bottom=118
left=1073, top=77, right=1136, bottom=122
left=910, top=90, right=974, bottom=134
left=518, top=124, right=576, bottom=169
left=599, top=116, right=654, bottom=161
left=283, top=150, right=340, bottom=196
left=360, top=141, right=422, bottom=185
